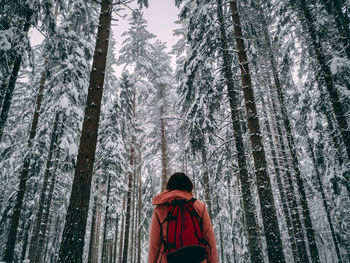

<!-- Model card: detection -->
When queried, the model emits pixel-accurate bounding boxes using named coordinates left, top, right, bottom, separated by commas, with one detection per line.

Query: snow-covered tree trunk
left=229, top=1, right=286, bottom=261
left=57, top=0, right=112, bottom=261
left=216, top=0, right=264, bottom=261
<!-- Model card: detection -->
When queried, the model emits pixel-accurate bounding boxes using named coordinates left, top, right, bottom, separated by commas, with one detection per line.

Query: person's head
left=166, top=172, right=193, bottom=192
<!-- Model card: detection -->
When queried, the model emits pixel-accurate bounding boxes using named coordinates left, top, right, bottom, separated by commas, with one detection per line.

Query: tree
left=229, top=1, right=286, bottom=262
left=57, top=0, right=112, bottom=261
left=216, top=0, right=265, bottom=261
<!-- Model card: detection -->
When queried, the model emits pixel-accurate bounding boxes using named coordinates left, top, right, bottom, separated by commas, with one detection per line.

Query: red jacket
left=148, top=190, right=219, bottom=263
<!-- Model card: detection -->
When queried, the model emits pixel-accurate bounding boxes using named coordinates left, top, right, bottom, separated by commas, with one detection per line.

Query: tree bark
left=57, top=0, right=112, bottom=261
left=216, top=1, right=264, bottom=261
left=229, top=1, right=286, bottom=262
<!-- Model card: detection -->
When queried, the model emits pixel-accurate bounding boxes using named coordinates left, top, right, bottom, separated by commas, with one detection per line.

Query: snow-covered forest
left=1, top=0, right=350, bottom=262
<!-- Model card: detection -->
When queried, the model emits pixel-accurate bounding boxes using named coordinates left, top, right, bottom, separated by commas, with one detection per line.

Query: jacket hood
left=152, top=190, right=193, bottom=205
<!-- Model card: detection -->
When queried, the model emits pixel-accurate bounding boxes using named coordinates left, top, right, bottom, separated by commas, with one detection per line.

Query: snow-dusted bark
left=57, top=0, right=112, bottom=261
left=229, top=1, right=286, bottom=262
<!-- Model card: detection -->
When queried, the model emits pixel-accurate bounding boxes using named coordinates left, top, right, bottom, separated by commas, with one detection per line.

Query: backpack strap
left=187, top=198, right=212, bottom=255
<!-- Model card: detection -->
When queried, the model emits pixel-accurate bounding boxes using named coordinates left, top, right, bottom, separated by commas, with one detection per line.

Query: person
left=148, top=172, right=218, bottom=263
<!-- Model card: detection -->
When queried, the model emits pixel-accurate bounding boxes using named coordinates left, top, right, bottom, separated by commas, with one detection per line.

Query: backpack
left=162, top=198, right=210, bottom=263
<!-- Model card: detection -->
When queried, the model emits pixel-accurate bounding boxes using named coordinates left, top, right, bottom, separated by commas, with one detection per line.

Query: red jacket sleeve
left=148, top=209, right=161, bottom=263
left=201, top=205, right=219, bottom=263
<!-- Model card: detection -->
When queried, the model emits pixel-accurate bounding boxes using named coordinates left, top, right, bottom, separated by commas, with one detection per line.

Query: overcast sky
left=29, top=0, right=180, bottom=77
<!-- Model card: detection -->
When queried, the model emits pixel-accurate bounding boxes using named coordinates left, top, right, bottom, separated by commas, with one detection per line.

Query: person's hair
left=166, top=172, right=193, bottom=192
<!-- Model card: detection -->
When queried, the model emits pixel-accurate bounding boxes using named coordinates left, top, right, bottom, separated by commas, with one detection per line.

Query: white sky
left=29, top=0, right=181, bottom=77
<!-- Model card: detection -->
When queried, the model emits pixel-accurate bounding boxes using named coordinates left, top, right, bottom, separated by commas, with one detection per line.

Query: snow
left=76, top=47, right=84, bottom=57
left=69, top=143, right=78, bottom=156
left=330, top=56, right=350, bottom=75
left=67, top=63, right=74, bottom=70
left=0, top=29, right=12, bottom=50
left=59, top=95, right=69, bottom=109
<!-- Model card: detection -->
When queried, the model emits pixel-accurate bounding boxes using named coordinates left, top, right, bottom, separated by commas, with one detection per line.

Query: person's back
left=148, top=173, right=218, bottom=263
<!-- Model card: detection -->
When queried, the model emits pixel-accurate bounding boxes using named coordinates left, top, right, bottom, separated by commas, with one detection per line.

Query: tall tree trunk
left=258, top=82, right=300, bottom=263
left=160, top=84, right=168, bottom=190
left=136, top=149, right=142, bottom=263
left=298, top=0, right=350, bottom=161
left=94, top=203, right=103, bottom=263
left=201, top=147, right=212, bottom=218
left=130, top=163, right=136, bottom=263
left=102, top=175, right=112, bottom=263
left=57, top=0, right=112, bottom=261
left=88, top=194, right=98, bottom=263
left=216, top=1, right=264, bottom=261
left=29, top=111, right=61, bottom=262
left=20, top=221, right=30, bottom=261
left=262, top=7, right=321, bottom=260
left=307, top=138, right=342, bottom=262
left=2, top=16, right=42, bottom=263
left=229, top=1, right=286, bottom=262
left=37, top=117, right=64, bottom=263
left=118, top=198, right=126, bottom=263
left=0, top=11, right=32, bottom=143
left=122, top=138, right=135, bottom=263
left=0, top=75, right=9, bottom=111
left=267, top=85, right=310, bottom=263
left=88, top=177, right=101, bottom=263
left=113, top=215, right=119, bottom=263
left=39, top=139, right=61, bottom=263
